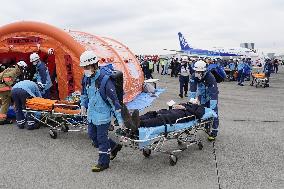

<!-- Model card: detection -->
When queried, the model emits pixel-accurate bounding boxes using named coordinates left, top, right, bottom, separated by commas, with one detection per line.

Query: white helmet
left=47, top=48, right=54, bottom=55
left=193, top=60, right=207, bottom=72
left=17, top=61, right=27, bottom=67
left=30, top=53, right=40, bottom=63
left=80, top=50, right=99, bottom=67
left=181, top=56, right=189, bottom=62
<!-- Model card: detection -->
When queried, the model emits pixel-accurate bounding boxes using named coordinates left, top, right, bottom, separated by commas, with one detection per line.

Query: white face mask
left=84, top=69, right=93, bottom=77
left=195, top=72, right=204, bottom=80
left=33, top=61, right=37, bottom=65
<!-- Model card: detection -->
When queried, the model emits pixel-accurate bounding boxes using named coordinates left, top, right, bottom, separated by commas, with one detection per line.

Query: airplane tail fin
left=178, top=32, right=192, bottom=50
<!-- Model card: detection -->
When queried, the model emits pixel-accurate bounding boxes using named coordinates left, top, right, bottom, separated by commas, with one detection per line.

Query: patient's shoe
left=131, top=109, right=140, bottom=130
left=110, top=144, right=122, bottom=160
left=121, top=104, right=136, bottom=131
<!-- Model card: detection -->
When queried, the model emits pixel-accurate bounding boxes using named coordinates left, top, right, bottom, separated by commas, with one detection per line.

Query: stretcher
left=250, top=73, right=269, bottom=88
left=23, top=97, right=87, bottom=139
left=115, top=108, right=217, bottom=166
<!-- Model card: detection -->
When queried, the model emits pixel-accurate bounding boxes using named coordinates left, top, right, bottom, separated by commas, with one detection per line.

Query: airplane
left=178, top=32, right=238, bottom=57
left=178, top=32, right=268, bottom=66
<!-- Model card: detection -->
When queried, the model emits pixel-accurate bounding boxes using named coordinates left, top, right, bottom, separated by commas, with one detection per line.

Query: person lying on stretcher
left=121, top=99, right=206, bottom=134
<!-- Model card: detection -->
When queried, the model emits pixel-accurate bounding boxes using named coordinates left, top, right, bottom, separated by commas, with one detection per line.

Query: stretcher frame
left=23, top=103, right=87, bottom=139
left=250, top=73, right=269, bottom=88
left=115, top=115, right=214, bottom=166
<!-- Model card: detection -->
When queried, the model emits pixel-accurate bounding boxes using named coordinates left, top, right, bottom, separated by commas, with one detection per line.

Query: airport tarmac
left=0, top=67, right=283, bottom=189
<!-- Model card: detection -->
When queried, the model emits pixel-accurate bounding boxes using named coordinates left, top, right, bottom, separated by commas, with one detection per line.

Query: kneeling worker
left=189, top=60, right=219, bottom=141
left=79, top=50, right=124, bottom=172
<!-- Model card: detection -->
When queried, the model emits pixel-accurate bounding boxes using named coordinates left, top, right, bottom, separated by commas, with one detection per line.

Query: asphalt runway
left=0, top=67, right=283, bottom=189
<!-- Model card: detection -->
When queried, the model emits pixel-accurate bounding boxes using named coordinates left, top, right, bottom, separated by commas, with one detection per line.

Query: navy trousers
left=11, top=88, right=36, bottom=129
left=179, top=76, right=189, bottom=95
left=88, top=122, right=117, bottom=166
left=237, top=70, right=244, bottom=84
left=204, top=101, right=219, bottom=136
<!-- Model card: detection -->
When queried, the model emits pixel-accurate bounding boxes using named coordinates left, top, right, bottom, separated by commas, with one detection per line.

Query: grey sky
left=1, top=0, right=284, bottom=55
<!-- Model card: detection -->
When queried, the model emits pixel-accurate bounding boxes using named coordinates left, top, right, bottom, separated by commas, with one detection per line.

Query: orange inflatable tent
left=0, top=21, right=144, bottom=102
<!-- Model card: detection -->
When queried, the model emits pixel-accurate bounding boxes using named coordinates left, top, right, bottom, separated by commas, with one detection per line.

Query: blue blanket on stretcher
left=138, top=108, right=217, bottom=149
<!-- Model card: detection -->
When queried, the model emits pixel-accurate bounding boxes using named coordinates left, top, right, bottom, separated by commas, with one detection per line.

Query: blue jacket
left=263, top=62, right=272, bottom=76
left=228, top=62, right=236, bottom=71
left=34, top=61, right=52, bottom=92
left=12, top=80, right=42, bottom=97
left=189, top=72, right=218, bottom=109
left=243, top=63, right=251, bottom=75
left=80, top=69, right=123, bottom=125
left=237, top=61, right=245, bottom=71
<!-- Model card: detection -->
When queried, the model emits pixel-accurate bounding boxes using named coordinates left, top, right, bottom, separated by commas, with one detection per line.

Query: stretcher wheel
left=142, top=148, right=151, bottom=158
left=49, top=130, right=57, bottom=139
left=169, top=154, right=178, bottom=166
left=61, top=125, right=69, bottom=132
left=177, top=140, right=183, bottom=145
left=198, top=142, right=203, bottom=150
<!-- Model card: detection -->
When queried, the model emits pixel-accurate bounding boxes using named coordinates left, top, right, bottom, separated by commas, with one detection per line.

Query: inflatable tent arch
left=0, top=21, right=144, bottom=102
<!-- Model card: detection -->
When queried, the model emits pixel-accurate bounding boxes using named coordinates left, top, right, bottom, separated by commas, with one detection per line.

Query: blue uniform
left=189, top=72, right=219, bottom=136
left=228, top=62, right=236, bottom=71
left=243, top=62, right=251, bottom=81
left=237, top=61, right=245, bottom=85
left=34, top=61, right=52, bottom=98
left=11, top=80, right=42, bottom=129
left=263, top=62, right=272, bottom=78
left=80, top=69, right=123, bottom=166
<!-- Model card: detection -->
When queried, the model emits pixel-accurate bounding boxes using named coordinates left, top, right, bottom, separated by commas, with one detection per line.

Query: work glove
left=118, top=122, right=126, bottom=130
left=37, top=82, right=45, bottom=90
left=80, top=106, right=87, bottom=116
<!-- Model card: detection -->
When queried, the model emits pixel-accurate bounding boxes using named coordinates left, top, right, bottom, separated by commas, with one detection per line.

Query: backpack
left=207, top=64, right=226, bottom=83
left=97, top=64, right=124, bottom=106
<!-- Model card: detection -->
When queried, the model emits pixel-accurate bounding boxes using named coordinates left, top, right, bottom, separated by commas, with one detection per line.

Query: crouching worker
left=189, top=60, right=219, bottom=141
left=0, top=61, right=27, bottom=125
left=11, top=80, right=42, bottom=130
left=79, top=50, right=124, bottom=172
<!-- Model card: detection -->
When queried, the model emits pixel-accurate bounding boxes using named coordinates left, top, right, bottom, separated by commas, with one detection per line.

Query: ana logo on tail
left=178, top=32, right=192, bottom=50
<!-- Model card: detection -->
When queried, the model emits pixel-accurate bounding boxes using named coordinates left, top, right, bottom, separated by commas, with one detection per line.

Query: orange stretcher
left=250, top=73, right=269, bottom=88
left=24, top=97, right=87, bottom=139
left=251, top=73, right=266, bottom=79
left=26, top=98, right=57, bottom=111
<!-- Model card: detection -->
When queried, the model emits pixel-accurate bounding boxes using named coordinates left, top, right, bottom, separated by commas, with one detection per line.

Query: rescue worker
left=228, top=59, right=237, bottom=81
left=11, top=80, right=42, bottom=130
left=273, top=59, right=279, bottom=74
left=179, top=56, right=193, bottom=98
left=0, top=60, right=27, bottom=125
left=79, top=50, right=124, bottom=172
left=189, top=60, right=219, bottom=141
left=263, top=58, right=272, bottom=86
left=160, top=58, right=166, bottom=75
left=237, top=58, right=245, bottom=86
left=30, top=52, right=52, bottom=98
